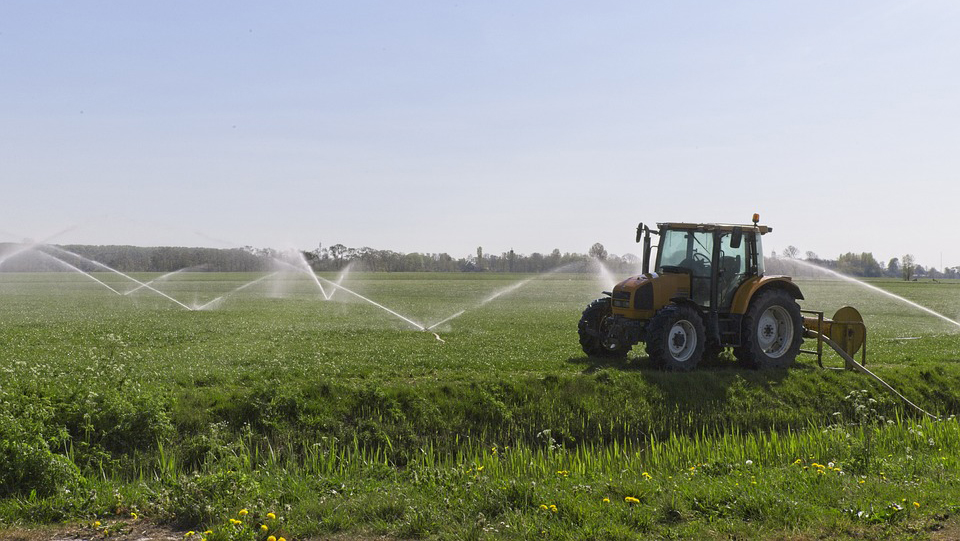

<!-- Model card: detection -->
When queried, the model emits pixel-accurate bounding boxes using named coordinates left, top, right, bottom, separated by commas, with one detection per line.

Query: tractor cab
left=649, top=220, right=767, bottom=310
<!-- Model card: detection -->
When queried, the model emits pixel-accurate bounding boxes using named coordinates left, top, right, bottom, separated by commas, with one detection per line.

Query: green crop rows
left=2, top=272, right=960, bottom=539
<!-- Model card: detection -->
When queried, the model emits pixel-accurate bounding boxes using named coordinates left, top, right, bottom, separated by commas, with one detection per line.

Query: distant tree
left=549, top=248, right=561, bottom=268
left=887, top=257, right=900, bottom=278
left=805, top=251, right=819, bottom=261
left=528, top=252, right=544, bottom=272
left=476, top=246, right=483, bottom=270
left=589, top=243, right=608, bottom=261
left=329, top=243, right=347, bottom=268
left=782, top=245, right=800, bottom=259
left=902, top=254, right=915, bottom=281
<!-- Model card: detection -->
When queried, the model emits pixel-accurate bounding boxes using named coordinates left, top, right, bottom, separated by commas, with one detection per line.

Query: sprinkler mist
left=328, top=262, right=353, bottom=300
left=790, top=259, right=960, bottom=330
left=271, top=256, right=440, bottom=340
left=315, top=275, right=436, bottom=337
left=42, top=246, right=194, bottom=311
left=195, top=272, right=280, bottom=310
left=426, top=263, right=577, bottom=331
left=124, top=266, right=202, bottom=295
left=32, top=250, right=123, bottom=295
left=295, top=252, right=332, bottom=300
left=592, top=257, right=619, bottom=290
left=0, top=225, right=81, bottom=269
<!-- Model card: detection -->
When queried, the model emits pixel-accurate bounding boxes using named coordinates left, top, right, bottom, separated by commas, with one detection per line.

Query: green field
left=2, top=271, right=960, bottom=540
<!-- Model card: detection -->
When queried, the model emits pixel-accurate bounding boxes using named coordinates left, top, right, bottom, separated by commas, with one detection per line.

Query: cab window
left=658, top=230, right=713, bottom=278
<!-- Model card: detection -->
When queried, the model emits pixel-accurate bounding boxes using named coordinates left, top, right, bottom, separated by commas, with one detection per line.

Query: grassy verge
left=3, top=366, right=960, bottom=539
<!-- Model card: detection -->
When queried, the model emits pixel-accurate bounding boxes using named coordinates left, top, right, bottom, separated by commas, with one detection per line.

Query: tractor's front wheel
left=645, top=305, right=706, bottom=371
left=578, top=298, right=631, bottom=358
left=735, top=289, right=804, bottom=369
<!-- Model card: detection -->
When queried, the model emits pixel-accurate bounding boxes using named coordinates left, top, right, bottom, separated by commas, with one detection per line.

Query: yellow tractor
left=579, top=214, right=809, bottom=370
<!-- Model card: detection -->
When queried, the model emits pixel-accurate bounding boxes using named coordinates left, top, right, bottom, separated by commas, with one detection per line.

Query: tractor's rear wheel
left=735, top=289, right=804, bottom=369
left=578, top=298, right=631, bottom=357
left=645, top=305, right=705, bottom=371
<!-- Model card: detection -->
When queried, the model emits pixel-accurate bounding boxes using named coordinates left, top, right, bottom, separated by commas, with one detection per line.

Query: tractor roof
left=658, top=222, right=772, bottom=235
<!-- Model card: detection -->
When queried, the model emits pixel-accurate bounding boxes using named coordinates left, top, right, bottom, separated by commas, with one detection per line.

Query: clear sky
left=2, top=1, right=958, bottom=268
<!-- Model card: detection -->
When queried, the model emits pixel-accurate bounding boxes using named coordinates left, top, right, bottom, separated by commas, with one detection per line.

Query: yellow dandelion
left=184, top=532, right=195, bottom=538
left=625, top=496, right=640, bottom=504
left=550, top=505, right=557, bottom=513
left=278, top=537, right=286, bottom=541
left=914, top=502, right=920, bottom=508
left=641, top=471, right=652, bottom=480
left=859, top=480, right=865, bottom=484
left=540, top=504, right=548, bottom=511
left=793, top=459, right=802, bottom=465
left=94, top=521, right=101, bottom=528
left=203, top=531, right=212, bottom=535
left=267, top=512, right=276, bottom=520
left=602, top=497, right=610, bottom=503
left=267, top=537, right=277, bottom=541
left=238, top=508, right=248, bottom=516
left=130, top=512, right=138, bottom=519
left=261, top=524, right=269, bottom=532
left=477, top=466, right=484, bottom=472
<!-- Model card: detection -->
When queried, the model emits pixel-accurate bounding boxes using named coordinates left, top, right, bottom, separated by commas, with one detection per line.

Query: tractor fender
left=729, top=276, right=804, bottom=315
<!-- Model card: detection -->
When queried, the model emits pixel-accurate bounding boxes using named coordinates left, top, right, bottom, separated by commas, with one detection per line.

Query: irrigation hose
left=815, top=332, right=939, bottom=421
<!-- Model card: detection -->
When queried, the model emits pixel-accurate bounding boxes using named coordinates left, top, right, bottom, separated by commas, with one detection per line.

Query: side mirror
left=636, top=223, right=645, bottom=243
left=731, top=227, right=743, bottom=249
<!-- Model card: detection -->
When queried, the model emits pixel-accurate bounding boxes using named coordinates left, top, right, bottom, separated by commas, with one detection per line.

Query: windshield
left=657, top=229, right=713, bottom=277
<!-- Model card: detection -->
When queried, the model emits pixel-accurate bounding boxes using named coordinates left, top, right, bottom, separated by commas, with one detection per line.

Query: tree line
left=769, top=246, right=959, bottom=280
left=2, top=241, right=954, bottom=280
left=0, top=242, right=639, bottom=274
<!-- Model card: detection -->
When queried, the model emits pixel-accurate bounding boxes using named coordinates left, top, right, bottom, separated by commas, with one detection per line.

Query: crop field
left=3, top=271, right=960, bottom=540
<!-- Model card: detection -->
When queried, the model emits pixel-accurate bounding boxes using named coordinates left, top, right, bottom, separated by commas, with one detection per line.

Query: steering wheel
left=680, top=252, right=711, bottom=275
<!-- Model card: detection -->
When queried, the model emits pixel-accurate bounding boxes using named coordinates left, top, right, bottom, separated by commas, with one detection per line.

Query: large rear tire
left=578, top=298, right=631, bottom=357
left=645, top=305, right=705, bottom=371
left=735, top=289, right=804, bottom=369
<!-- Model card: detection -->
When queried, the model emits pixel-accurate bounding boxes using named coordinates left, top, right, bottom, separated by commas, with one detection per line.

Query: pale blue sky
left=2, top=1, right=959, bottom=268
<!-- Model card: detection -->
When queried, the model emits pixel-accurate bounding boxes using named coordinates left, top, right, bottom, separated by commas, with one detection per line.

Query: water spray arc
left=328, top=262, right=353, bottom=300
left=426, top=263, right=577, bottom=331
left=124, top=267, right=198, bottom=296
left=195, top=272, right=280, bottom=310
left=0, top=225, right=82, bottom=270
left=790, top=259, right=960, bottom=330
left=592, top=257, right=619, bottom=290
left=268, top=256, right=436, bottom=337
left=315, top=275, right=427, bottom=332
left=295, top=252, right=332, bottom=300
left=31, top=250, right=123, bottom=295
left=42, top=246, right=195, bottom=311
